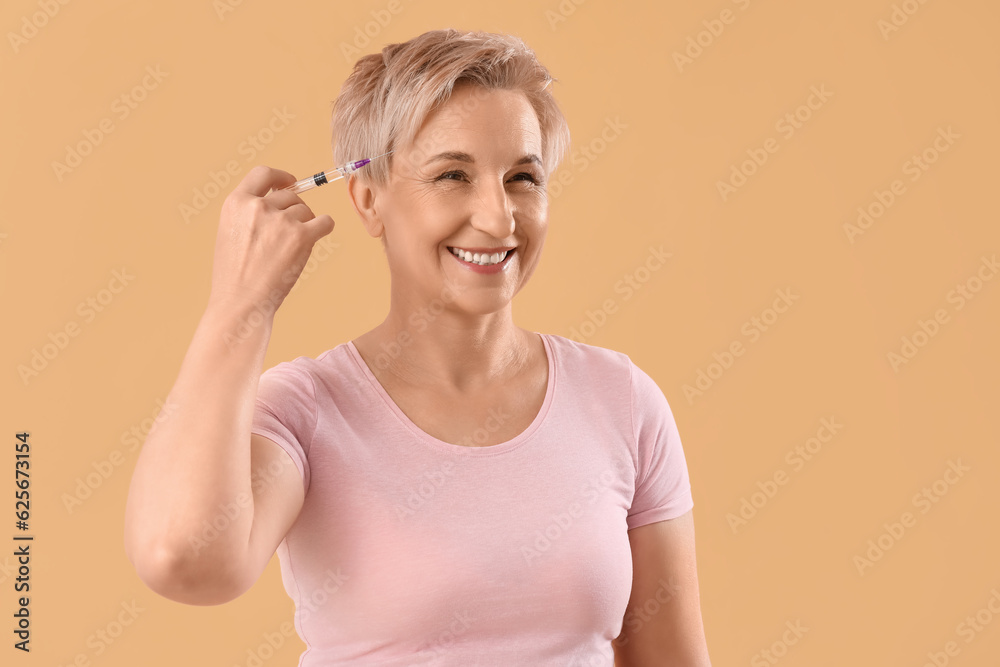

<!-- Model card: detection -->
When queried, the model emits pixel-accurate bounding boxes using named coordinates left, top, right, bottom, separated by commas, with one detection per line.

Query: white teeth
left=450, top=247, right=509, bottom=265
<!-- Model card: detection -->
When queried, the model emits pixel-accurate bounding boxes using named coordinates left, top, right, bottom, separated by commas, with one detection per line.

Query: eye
left=436, top=170, right=467, bottom=182
left=510, top=172, right=540, bottom=185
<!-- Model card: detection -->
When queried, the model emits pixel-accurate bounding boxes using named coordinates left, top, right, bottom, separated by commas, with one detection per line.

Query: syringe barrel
left=341, top=158, right=371, bottom=175
left=285, top=171, right=328, bottom=194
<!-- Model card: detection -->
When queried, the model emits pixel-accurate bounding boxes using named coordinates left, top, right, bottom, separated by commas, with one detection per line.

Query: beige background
left=2, top=0, right=998, bottom=664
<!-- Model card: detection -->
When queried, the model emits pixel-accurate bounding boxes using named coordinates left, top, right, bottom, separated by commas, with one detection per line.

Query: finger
left=302, top=213, right=335, bottom=241
left=263, top=189, right=307, bottom=210
left=238, top=165, right=297, bottom=197
left=282, top=202, right=319, bottom=224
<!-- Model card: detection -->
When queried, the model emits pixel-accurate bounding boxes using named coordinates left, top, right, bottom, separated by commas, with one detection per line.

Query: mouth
left=446, top=246, right=516, bottom=268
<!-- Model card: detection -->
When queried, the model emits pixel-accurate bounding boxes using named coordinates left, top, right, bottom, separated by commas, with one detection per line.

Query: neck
left=362, top=306, right=531, bottom=394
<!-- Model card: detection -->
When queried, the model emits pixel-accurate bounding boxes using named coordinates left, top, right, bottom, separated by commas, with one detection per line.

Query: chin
left=449, top=294, right=514, bottom=317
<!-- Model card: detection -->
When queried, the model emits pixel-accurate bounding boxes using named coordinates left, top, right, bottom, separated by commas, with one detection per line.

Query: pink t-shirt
left=251, top=332, right=694, bottom=666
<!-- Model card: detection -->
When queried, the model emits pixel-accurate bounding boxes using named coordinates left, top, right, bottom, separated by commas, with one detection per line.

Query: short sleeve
left=627, top=360, right=694, bottom=529
left=251, top=360, right=317, bottom=494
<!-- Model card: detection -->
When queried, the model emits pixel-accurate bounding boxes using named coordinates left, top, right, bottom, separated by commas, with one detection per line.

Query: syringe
left=282, top=151, right=394, bottom=194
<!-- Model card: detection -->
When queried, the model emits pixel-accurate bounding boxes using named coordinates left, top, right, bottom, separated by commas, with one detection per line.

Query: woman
left=124, top=29, right=711, bottom=666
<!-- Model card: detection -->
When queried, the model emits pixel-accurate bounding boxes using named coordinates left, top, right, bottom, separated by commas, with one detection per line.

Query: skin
left=123, top=79, right=711, bottom=664
left=616, top=512, right=712, bottom=666
left=349, top=83, right=712, bottom=664
left=347, top=83, right=548, bottom=419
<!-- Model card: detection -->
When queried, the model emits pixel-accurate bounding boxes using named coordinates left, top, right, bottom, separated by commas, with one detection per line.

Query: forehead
left=411, top=86, right=542, bottom=154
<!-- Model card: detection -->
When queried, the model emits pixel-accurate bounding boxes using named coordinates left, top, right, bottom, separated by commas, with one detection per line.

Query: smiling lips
left=447, top=246, right=514, bottom=266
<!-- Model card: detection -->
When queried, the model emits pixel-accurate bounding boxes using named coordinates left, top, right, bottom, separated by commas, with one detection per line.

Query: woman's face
left=368, top=83, right=548, bottom=319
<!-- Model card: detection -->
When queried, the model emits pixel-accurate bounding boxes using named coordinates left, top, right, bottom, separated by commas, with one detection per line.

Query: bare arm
left=123, top=165, right=334, bottom=605
left=614, top=510, right=712, bottom=666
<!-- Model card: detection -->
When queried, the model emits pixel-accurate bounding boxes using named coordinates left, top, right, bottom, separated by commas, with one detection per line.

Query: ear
left=346, top=174, right=384, bottom=240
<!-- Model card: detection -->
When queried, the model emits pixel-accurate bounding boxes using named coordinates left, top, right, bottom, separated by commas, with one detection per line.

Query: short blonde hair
left=331, top=29, right=571, bottom=189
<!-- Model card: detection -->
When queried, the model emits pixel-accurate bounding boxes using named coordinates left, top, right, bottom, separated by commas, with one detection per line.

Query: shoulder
left=262, top=355, right=316, bottom=384
left=259, top=344, right=350, bottom=393
left=542, top=333, right=664, bottom=397
left=542, top=333, right=632, bottom=379
left=544, top=335, right=674, bottom=420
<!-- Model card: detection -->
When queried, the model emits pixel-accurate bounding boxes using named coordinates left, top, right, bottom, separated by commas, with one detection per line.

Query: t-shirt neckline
left=345, top=332, right=556, bottom=456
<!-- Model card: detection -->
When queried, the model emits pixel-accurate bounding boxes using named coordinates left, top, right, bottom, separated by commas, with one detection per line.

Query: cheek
left=515, top=191, right=548, bottom=220
left=418, top=193, right=465, bottom=231
left=384, top=188, right=455, bottom=233
left=402, top=193, right=466, bottom=249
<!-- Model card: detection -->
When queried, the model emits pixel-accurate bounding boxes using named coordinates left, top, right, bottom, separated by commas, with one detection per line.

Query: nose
left=469, top=178, right=515, bottom=238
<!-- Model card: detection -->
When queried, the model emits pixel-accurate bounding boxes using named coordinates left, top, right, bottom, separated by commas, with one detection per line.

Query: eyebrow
left=425, top=151, right=542, bottom=168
